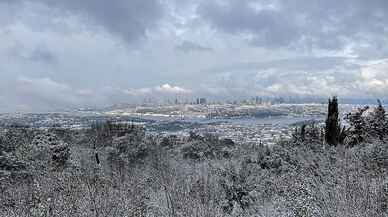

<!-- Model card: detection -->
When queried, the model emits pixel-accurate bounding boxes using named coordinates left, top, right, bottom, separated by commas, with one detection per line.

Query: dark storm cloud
left=198, top=0, right=388, bottom=50
left=1, top=0, right=164, bottom=43
left=198, top=1, right=300, bottom=48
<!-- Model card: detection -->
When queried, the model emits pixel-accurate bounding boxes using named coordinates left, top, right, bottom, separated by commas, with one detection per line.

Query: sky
left=0, top=0, right=388, bottom=112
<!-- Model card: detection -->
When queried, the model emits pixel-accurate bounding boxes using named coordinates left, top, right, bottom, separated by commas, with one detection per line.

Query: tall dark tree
left=300, top=124, right=306, bottom=141
left=325, top=96, right=341, bottom=146
left=372, top=99, right=386, bottom=141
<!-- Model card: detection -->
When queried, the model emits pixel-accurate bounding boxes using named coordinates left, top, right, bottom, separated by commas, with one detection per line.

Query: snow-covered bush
left=181, top=133, right=235, bottom=160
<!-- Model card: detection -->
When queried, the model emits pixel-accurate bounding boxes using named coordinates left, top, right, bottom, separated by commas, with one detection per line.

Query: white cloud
left=357, top=59, right=388, bottom=96
left=124, top=83, right=191, bottom=96
left=156, top=84, right=191, bottom=94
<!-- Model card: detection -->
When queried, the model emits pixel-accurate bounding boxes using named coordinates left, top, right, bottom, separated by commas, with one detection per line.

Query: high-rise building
left=255, top=96, right=263, bottom=105
left=196, top=97, right=207, bottom=105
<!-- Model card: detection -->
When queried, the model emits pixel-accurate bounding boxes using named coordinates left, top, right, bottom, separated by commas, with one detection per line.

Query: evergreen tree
left=371, top=99, right=386, bottom=141
left=325, top=97, right=341, bottom=146
left=345, top=106, right=369, bottom=145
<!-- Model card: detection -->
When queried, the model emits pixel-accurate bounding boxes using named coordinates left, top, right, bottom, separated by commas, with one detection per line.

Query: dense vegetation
left=0, top=99, right=387, bottom=217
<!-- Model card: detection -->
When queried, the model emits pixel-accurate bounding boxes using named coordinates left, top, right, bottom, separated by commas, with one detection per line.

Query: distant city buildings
left=196, top=98, right=207, bottom=105
left=133, top=95, right=340, bottom=107
left=255, top=96, right=263, bottom=105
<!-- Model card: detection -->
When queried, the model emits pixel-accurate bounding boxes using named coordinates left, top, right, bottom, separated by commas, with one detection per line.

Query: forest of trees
left=0, top=97, right=387, bottom=217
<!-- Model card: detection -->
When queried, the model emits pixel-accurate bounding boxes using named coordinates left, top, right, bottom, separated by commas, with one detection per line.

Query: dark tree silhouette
left=372, top=99, right=386, bottom=141
left=300, top=124, right=306, bottom=141
left=325, top=96, right=341, bottom=146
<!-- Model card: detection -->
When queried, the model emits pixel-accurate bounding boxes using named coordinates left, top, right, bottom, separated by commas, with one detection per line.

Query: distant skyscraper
left=255, top=96, right=263, bottom=105
left=196, top=97, right=207, bottom=105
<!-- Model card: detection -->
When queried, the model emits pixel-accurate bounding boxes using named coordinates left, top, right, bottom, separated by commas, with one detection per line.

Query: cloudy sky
left=1, top=0, right=388, bottom=112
